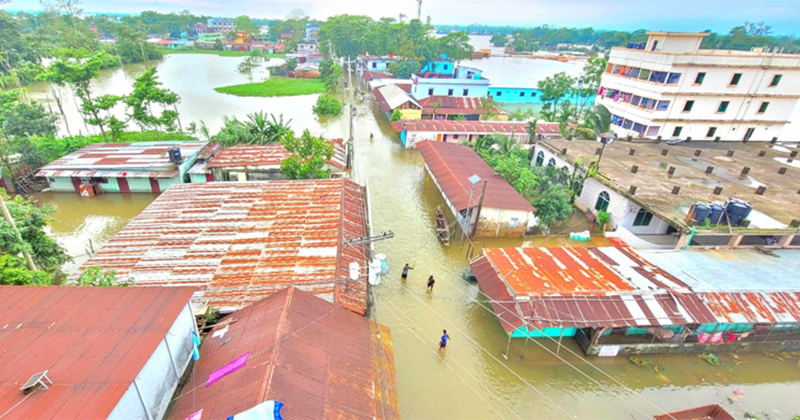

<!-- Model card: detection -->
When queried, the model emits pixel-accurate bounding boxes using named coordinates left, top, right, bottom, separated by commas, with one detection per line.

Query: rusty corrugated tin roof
left=0, top=286, right=195, bottom=420
left=206, top=140, right=347, bottom=172
left=699, top=292, right=800, bottom=323
left=392, top=120, right=561, bottom=135
left=417, top=96, right=487, bottom=114
left=416, top=140, right=534, bottom=213
left=35, top=141, right=208, bottom=178
left=167, top=287, right=400, bottom=420
left=78, top=179, right=370, bottom=314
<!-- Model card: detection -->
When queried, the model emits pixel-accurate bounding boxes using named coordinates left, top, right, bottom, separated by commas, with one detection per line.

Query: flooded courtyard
left=32, top=53, right=800, bottom=419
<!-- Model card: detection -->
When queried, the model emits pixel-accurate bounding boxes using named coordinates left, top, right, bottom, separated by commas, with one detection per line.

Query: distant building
left=190, top=140, right=347, bottom=182
left=206, top=17, right=235, bottom=33
left=305, top=22, right=319, bottom=41
left=358, top=54, right=398, bottom=72
left=0, top=286, right=197, bottom=420
left=79, top=179, right=372, bottom=314
left=416, top=140, right=536, bottom=238
left=472, top=245, right=800, bottom=355
left=167, top=287, right=400, bottom=420
left=599, top=31, right=800, bottom=141
left=198, top=32, right=223, bottom=42
left=411, top=63, right=490, bottom=100
left=296, top=42, right=319, bottom=54
left=36, top=141, right=210, bottom=195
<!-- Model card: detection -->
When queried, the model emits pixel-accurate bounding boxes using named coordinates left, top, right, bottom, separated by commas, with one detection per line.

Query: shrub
left=313, top=93, right=342, bottom=116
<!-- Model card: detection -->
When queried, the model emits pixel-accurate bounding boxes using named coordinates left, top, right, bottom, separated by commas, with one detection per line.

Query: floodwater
left=34, top=54, right=800, bottom=419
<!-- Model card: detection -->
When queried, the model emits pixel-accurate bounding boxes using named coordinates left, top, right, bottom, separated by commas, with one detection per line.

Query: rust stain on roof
left=416, top=140, right=534, bottom=213
left=0, top=286, right=195, bottom=420
left=392, top=120, right=560, bottom=135
left=78, top=179, right=370, bottom=314
left=167, top=287, right=400, bottom=420
left=206, top=140, right=347, bottom=171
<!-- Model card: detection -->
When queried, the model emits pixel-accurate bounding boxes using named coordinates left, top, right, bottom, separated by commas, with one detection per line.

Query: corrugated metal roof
left=372, top=85, right=420, bottom=113
left=167, top=287, right=400, bottom=420
left=0, top=286, right=195, bottom=420
left=206, top=140, right=347, bottom=172
left=416, top=140, right=534, bottom=212
left=417, top=96, right=486, bottom=114
left=35, top=141, right=208, bottom=178
left=362, top=71, right=393, bottom=82
left=392, top=120, right=561, bottom=135
left=78, top=179, right=370, bottom=314
left=699, top=292, right=800, bottom=324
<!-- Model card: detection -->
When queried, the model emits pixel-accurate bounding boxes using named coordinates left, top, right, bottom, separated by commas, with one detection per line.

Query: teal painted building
left=36, top=141, right=210, bottom=194
left=488, top=87, right=596, bottom=104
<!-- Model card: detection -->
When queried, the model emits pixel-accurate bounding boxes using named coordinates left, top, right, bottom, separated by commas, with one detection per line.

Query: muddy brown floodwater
left=34, top=54, right=800, bottom=419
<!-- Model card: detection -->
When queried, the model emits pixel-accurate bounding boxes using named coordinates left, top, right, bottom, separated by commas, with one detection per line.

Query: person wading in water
left=427, top=275, right=435, bottom=292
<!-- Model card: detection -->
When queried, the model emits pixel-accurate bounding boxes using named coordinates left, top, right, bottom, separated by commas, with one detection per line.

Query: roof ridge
left=258, top=287, right=294, bottom=403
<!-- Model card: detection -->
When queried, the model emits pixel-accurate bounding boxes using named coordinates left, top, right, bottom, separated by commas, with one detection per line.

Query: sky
left=3, top=0, right=800, bottom=35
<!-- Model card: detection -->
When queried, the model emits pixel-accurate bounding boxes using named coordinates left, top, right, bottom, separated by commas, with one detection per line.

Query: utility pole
left=0, top=194, right=36, bottom=271
left=417, top=0, right=423, bottom=20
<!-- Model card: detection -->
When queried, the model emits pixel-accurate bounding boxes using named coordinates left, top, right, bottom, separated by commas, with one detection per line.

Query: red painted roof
left=416, top=140, right=534, bottom=212
left=168, top=287, right=400, bottom=420
left=417, top=96, right=486, bottom=115
left=206, top=140, right=346, bottom=171
left=0, top=286, right=195, bottom=420
left=79, top=179, right=370, bottom=314
left=362, top=71, right=393, bottom=82
left=391, top=120, right=561, bottom=135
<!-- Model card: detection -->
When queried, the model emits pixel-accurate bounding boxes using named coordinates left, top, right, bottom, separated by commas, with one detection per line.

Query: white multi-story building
left=598, top=31, right=800, bottom=141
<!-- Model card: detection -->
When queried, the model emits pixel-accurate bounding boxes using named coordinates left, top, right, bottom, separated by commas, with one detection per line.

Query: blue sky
left=3, top=0, right=799, bottom=35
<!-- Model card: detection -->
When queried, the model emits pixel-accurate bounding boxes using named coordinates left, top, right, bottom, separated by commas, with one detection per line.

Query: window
left=531, top=92, right=536, bottom=97
left=496, top=91, right=502, bottom=97
left=730, top=73, right=742, bottom=86
left=639, top=69, right=651, bottom=80
left=667, top=73, right=681, bottom=84
left=656, top=100, right=670, bottom=111
left=672, top=126, right=683, bottom=137
left=770, top=74, right=782, bottom=87
left=535, top=151, right=544, bottom=166
left=683, top=100, right=694, bottom=112
left=646, top=126, right=659, bottom=137
left=595, top=191, right=610, bottom=212
left=463, top=89, right=469, bottom=96
left=633, top=123, right=646, bottom=133
left=443, top=64, right=449, bottom=70
left=547, top=158, right=556, bottom=168
left=694, top=72, right=706, bottom=84
left=453, top=134, right=459, bottom=139
left=633, top=208, right=653, bottom=226
left=744, top=127, right=755, bottom=141
left=428, top=88, right=434, bottom=96
left=651, top=40, right=659, bottom=51
left=718, top=101, right=730, bottom=113
left=758, top=102, right=769, bottom=113
left=371, top=62, right=377, bottom=69
left=447, top=89, right=454, bottom=96
left=706, top=127, right=717, bottom=138
left=520, top=92, right=525, bottom=97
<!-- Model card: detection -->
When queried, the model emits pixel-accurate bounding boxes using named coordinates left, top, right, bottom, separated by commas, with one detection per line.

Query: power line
left=383, top=279, right=576, bottom=419
left=382, top=300, right=522, bottom=420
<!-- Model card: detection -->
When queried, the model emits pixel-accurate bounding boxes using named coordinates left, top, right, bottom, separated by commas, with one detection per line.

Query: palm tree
left=266, top=114, right=293, bottom=144
left=245, top=111, right=270, bottom=144
left=586, top=104, right=613, bottom=139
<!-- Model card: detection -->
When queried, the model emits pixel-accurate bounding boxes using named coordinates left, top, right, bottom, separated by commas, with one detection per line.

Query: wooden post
left=470, top=180, right=488, bottom=239
left=556, top=326, right=564, bottom=355
left=503, top=334, right=512, bottom=359
left=0, top=194, right=36, bottom=271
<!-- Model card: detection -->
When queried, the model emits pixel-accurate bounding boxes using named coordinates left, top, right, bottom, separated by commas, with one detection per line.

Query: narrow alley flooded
left=33, top=53, right=800, bottom=419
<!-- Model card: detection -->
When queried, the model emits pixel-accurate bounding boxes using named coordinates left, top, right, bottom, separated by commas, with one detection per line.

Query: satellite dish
left=598, top=132, right=615, bottom=145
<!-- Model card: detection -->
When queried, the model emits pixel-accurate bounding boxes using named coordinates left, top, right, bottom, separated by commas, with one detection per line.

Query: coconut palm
left=585, top=104, right=613, bottom=139
left=266, top=114, right=293, bottom=144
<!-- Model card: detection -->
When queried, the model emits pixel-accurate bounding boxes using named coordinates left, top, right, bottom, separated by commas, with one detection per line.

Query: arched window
left=547, top=158, right=556, bottom=168
left=535, top=151, right=544, bottom=166
left=633, top=208, right=653, bottom=226
left=595, top=191, right=610, bottom=212
left=559, top=166, right=570, bottom=183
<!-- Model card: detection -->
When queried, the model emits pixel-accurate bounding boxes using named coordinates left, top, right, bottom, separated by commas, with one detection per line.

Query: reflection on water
left=33, top=54, right=800, bottom=420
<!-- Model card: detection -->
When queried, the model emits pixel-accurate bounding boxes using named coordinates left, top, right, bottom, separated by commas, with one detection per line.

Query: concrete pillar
left=778, top=234, right=795, bottom=248
left=675, top=232, right=692, bottom=250
left=727, top=235, right=743, bottom=248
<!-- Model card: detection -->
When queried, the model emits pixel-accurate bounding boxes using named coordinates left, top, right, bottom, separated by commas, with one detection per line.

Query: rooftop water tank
left=691, top=202, right=711, bottom=225
left=168, top=146, right=182, bottom=163
left=709, top=202, right=726, bottom=226
left=726, top=199, right=752, bottom=227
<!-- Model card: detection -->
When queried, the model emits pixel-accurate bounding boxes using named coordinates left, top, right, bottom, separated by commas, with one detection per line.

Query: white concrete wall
left=411, top=77, right=490, bottom=100
left=532, top=144, right=671, bottom=235
left=108, top=304, right=196, bottom=420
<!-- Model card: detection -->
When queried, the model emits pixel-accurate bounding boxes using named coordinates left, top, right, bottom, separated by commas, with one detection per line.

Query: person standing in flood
left=401, top=263, right=413, bottom=280
left=427, top=275, right=435, bottom=292
left=439, top=329, right=450, bottom=351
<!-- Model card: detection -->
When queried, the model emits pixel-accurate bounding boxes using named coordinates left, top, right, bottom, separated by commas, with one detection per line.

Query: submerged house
left=167, top=287, right=400, bottom=420
left=471, top=245, right=800, bottom=356
left=416, top=140, right=536, bottom=238
left=78, top=179, right=372, bottom=314
left=411, top=65, right=490, bottom=100
left=36, top=141, right=209, bottom=194
left=190, top=140, right=347, bottom=182
left=392, top=120, right=561, bottom=149
left=417, top=96, right=505, bottom=121
left=0, top=286, right=198, bottom=420
left=372, top=84, right=422, bottom=120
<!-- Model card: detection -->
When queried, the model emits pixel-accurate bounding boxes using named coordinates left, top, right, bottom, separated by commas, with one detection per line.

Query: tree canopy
left=279, top=130, right=334, bottom=179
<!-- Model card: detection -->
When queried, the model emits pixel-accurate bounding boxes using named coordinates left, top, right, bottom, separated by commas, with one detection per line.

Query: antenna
left=21, top=370, right=53, bottom=395
left=417, top=0, right=422, bottom=20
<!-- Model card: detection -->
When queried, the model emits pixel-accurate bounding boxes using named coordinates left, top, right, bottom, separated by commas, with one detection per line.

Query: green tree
left=124, top=67, right=180, bottom=133
left=531, top=184, right=573, bottom=229
left=73, top=267, right=132, bottom=286
left=586, top=104, right=613, bottom=138
left=313, top=93, right=342, bottom=116
left=390, top=109, right=402, bottom=122
left=0, top=93, right=58, bottom=138
left=279, top=129, right=334, bottom=179
left=537, top=72, right=575, bottom=116
left=285, top=57, right=298, bottom=71
left=574, top=54, right=607, bottom=121
left=235, top=15, right=260, bottom=36
left=0, top=191, right=69, bottom=277
left=0, top=254, right=51, bottom=285
left=319, top=58, right=342, bottom=92
left=113, top=25, right=163, bottom=64
left=490, top=33, right=509, bottom=47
